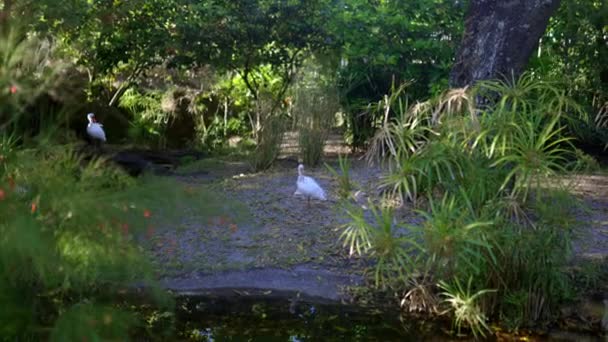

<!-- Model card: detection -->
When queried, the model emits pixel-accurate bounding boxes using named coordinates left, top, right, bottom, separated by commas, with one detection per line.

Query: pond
left=171, top=294, right=450, bottom=341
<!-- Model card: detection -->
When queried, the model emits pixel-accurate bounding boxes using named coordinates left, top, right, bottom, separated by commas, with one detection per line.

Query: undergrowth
left=341, top=72, right=597, bottom=337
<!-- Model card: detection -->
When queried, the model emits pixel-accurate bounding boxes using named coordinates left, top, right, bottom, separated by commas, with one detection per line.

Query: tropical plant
left=0, top=28, right=65, bottom=135
left=339, top=201, right=422, bottom=288
left=294, top=83, right=339, bottom=167
left=325, top=154, right=354, bottom=199
left=251, top=110, right=287, bottom=171
left=438, top=277, right=495, bottom=338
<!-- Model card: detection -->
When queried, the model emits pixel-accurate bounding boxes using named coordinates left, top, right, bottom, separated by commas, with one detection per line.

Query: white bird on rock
left=86, top=113, right=106, bottom=148
left=294, top=164, right=327, bottom=206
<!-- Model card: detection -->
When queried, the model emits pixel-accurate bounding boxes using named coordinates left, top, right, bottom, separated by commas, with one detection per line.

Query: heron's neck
left=298, top=168, right=303, bottom=176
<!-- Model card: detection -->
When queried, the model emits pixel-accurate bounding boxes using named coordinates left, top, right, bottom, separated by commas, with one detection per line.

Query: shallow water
left=173, top=295, right=451, bottom=341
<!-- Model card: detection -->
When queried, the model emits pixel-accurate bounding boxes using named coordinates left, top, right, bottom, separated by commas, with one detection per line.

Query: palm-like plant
left=418, top=193, right=496, bottom=279
left=325, top=154, right=355, bottom=199
left=492, top=114, right=573, bottom=199
left=439, top=277, right=496, bottom=338
left=368, top=204, right=421, bottom=288
left=339, top=201, right=422, bottom=288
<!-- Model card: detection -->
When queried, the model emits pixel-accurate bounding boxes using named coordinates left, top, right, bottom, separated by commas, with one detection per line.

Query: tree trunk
left=450, top=0, right=561, bottom=88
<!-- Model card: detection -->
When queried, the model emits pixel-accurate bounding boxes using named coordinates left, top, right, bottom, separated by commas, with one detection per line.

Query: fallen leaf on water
left=144, top=209, right=151, bottom=218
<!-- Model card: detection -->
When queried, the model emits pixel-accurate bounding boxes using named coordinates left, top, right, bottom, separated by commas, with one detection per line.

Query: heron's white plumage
left=294, top=164, right=327, bottom=202
left=87, top=113, right=106, bottom=142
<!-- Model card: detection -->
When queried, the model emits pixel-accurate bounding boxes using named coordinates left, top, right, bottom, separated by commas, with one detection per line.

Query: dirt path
left=141, top=156, right=608, bottom=302
left=567, top=175, right=608, bottom=260
left=143, top=158, right=385, bottom=302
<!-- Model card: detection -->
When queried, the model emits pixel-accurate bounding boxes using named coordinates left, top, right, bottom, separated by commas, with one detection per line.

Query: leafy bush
left=0, top=132, right=230, bottom=339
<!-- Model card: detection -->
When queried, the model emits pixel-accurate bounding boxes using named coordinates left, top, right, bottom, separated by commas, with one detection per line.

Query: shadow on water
left=172, top=294, right=452, bottom=341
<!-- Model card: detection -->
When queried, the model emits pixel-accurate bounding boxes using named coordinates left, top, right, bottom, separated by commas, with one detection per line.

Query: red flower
left=9, top=85, right=17, bottom=94
left=0, top=188, right=5, bottom=201
left=143, top=209, right=151, bottom=218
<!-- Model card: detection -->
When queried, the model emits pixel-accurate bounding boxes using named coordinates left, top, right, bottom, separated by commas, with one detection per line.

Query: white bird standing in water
left=86, top=113, right=106, bottom=148
left=294, top=164, right=327, bottom=206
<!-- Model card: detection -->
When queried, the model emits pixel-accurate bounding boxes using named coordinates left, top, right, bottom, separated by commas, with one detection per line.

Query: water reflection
left=175, top=294, right=448, bottom=341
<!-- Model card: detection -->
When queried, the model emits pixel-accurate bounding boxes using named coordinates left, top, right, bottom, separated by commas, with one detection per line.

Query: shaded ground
left=567, top=175, right=608, bottom=260
left=140, top=154, right=608, bottom=302
left=143, top=157, right=386, bottom=301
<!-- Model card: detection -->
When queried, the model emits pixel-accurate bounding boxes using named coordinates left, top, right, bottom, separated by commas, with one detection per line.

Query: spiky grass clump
left=343, top=72, right=593, bottom=334
left=294, top=85, right=338, bottom=166
left=325, top=154, right=355, bottom=199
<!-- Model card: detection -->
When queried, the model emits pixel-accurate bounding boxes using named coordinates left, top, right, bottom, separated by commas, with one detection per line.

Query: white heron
left=86, top=113, right=106, bottom=148
left=294, top=164, right=327, bottom=206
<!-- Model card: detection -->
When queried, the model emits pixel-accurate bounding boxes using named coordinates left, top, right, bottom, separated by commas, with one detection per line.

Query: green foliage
left=529, top=0, right=608, bottom=147
left=250, top=112, right=286, bottom=171
left=438, top=278, right=495, bottom=338
left=0, top=134, right=233, bottom=338
left=0, top=28, right=65, bottom=135
left=339, top=201, right=422, bottom=288
left=325, top=154, right=354, bottom=199
left=418, top=194, right=496, bottom=280
left=342, top=73, right=592, bottom=333
left=331, top=0, right=465, bottom=147
left=295, top=86, right=338, bottom=166
left=119, top=88, right=168, bottom=147
left=339, top=204, right=373, bottom=257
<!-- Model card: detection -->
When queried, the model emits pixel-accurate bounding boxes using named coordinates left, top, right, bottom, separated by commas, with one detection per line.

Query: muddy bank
left=162, top=264, right=363, bottom=302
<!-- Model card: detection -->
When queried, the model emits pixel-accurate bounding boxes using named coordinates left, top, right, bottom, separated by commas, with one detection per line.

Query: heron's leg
left=307, top=196, right=311, bottom=207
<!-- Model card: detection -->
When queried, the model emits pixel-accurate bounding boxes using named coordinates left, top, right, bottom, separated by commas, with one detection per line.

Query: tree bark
left=449, top=0, right=561, bottom=88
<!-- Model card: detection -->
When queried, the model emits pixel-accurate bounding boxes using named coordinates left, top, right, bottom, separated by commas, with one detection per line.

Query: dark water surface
left=173, top=294, right=451, bottom=341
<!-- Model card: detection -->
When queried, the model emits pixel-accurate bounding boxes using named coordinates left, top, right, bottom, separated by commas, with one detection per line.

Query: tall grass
left=325, top=154, right=354, bottom=199
left=294, top=85, right=339, bottom=166
left=251, top=112, right=286, bottom=171
left=0, top=28, right=65, bottom=134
